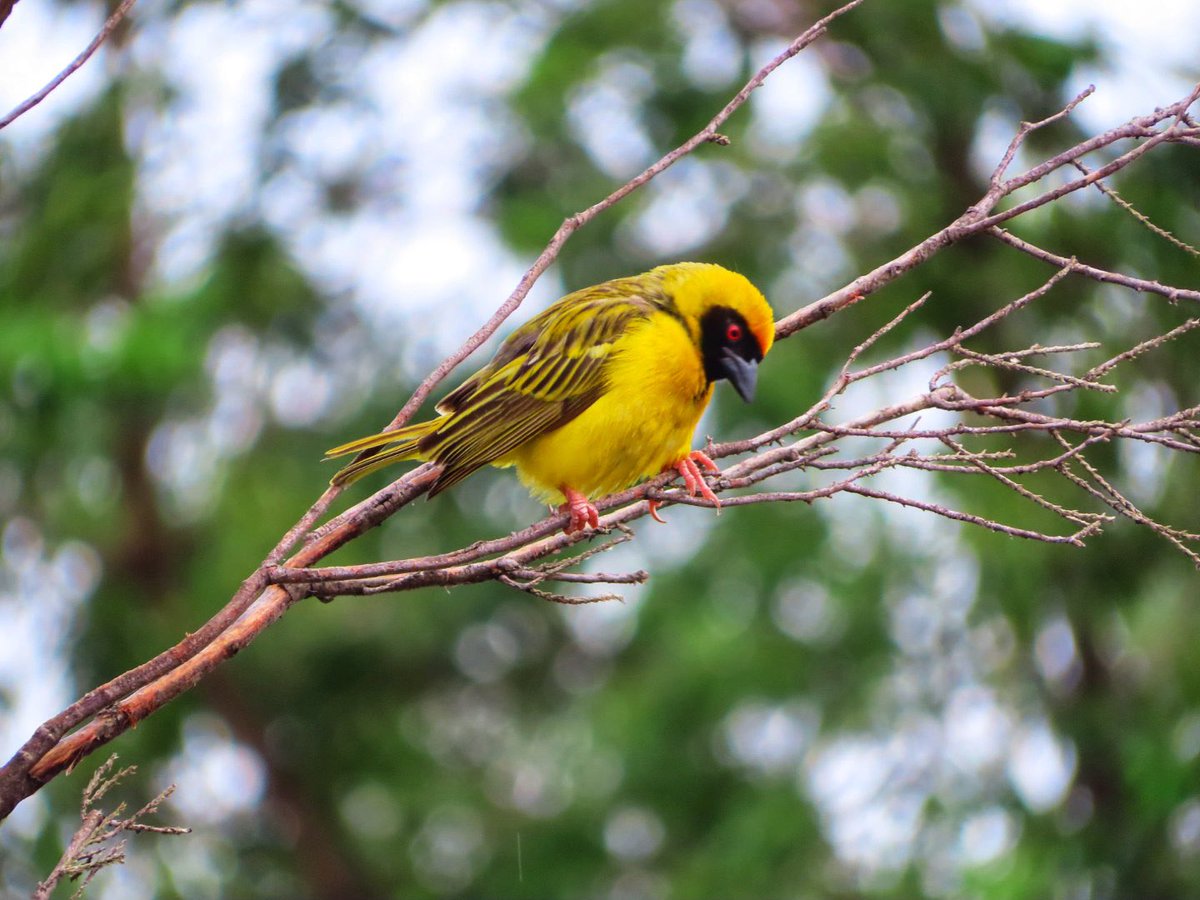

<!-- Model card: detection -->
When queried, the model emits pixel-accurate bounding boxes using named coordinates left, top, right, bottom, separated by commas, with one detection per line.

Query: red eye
left=726, top=322, right=743, bottom=342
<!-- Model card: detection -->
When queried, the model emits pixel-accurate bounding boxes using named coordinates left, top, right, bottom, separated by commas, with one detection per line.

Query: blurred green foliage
left=2, top=1, right=1199, bottom=897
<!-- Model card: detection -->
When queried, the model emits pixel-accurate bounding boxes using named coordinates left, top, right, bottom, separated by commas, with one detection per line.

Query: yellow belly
left=505, top=314, right=712, bottom=504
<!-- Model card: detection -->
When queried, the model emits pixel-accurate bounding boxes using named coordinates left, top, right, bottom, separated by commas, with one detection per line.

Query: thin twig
left=989, top=227, right=1200, bottom=304
left=1084, top=319, right=1200, bottom=380
left=0, top=0, right=138, bottom=130
left=948, top=346, right=1116, bottom=393
left=989, top=85, right=1097, bottom=186
left=841, top=484, right=1101, bottom=546
left=1071, top=159, right=1200, bottom=257
left=1054, top=435, right=1200, bottom=566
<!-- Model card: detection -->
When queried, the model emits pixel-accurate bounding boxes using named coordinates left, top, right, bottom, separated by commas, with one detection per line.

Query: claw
left=559, top=487, right=599, bottom=534
left=647, top=498, right=667, bottom=524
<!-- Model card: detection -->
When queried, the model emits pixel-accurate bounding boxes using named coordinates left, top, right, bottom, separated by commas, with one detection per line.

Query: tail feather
left=326, top=420, right=437, bottom=486
left=325, top=420, right=433, bottom=459
left=329, top=442, right=421, bottom=486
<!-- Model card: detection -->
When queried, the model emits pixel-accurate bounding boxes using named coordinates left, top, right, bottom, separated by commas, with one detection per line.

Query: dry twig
left=0, top=0, right=138, bottom=130
left=32, top=755, right=188, bottom=900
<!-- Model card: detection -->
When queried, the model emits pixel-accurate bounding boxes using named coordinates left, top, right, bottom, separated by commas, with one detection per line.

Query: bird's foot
left=559, top=487, right=600, bottom=535
left=649, top=452, right=722, bottom=524
left=677, top=450, right=721, bottom=508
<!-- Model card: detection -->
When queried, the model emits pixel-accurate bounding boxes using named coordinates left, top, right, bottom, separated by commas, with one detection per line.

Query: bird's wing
left=424, top=292, right=657, bottom=494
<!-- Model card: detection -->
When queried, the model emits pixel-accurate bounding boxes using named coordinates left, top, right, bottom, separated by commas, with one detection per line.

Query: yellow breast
left=506, top=312, right=711, bottom=504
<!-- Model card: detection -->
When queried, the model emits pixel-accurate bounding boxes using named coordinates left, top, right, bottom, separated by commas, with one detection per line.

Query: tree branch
left=4, top=16, right=1200, bottom=824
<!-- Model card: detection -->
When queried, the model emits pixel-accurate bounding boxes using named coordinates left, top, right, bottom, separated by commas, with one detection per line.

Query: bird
left=325, top=262, right=774, bottom=534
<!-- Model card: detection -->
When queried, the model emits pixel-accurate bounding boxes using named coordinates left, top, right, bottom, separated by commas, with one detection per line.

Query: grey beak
left=720, top=349, right=758, bottom=403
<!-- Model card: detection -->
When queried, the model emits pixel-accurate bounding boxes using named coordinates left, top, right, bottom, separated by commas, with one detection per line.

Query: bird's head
left=659, top=262, right=775, bottom=402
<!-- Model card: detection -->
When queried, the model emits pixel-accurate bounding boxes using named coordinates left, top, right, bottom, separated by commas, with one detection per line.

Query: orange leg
left=648, top=450, right=722, bottom=524
left=558, top=486, right=600, bottom=534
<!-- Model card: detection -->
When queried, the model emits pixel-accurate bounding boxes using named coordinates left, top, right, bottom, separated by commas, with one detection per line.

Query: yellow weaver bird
left=326, top=262, right=774, bottom=533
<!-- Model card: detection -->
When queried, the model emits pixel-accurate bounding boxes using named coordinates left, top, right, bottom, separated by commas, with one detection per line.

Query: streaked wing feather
left=415, top=292, right=657, bottom=494
left=431, top=392, right=598, bottom=495
left=423, top=293, right=655, bottom=493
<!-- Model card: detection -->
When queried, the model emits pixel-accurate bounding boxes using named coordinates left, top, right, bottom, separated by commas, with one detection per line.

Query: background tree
left=1, top=1, right=1199, bottom=897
